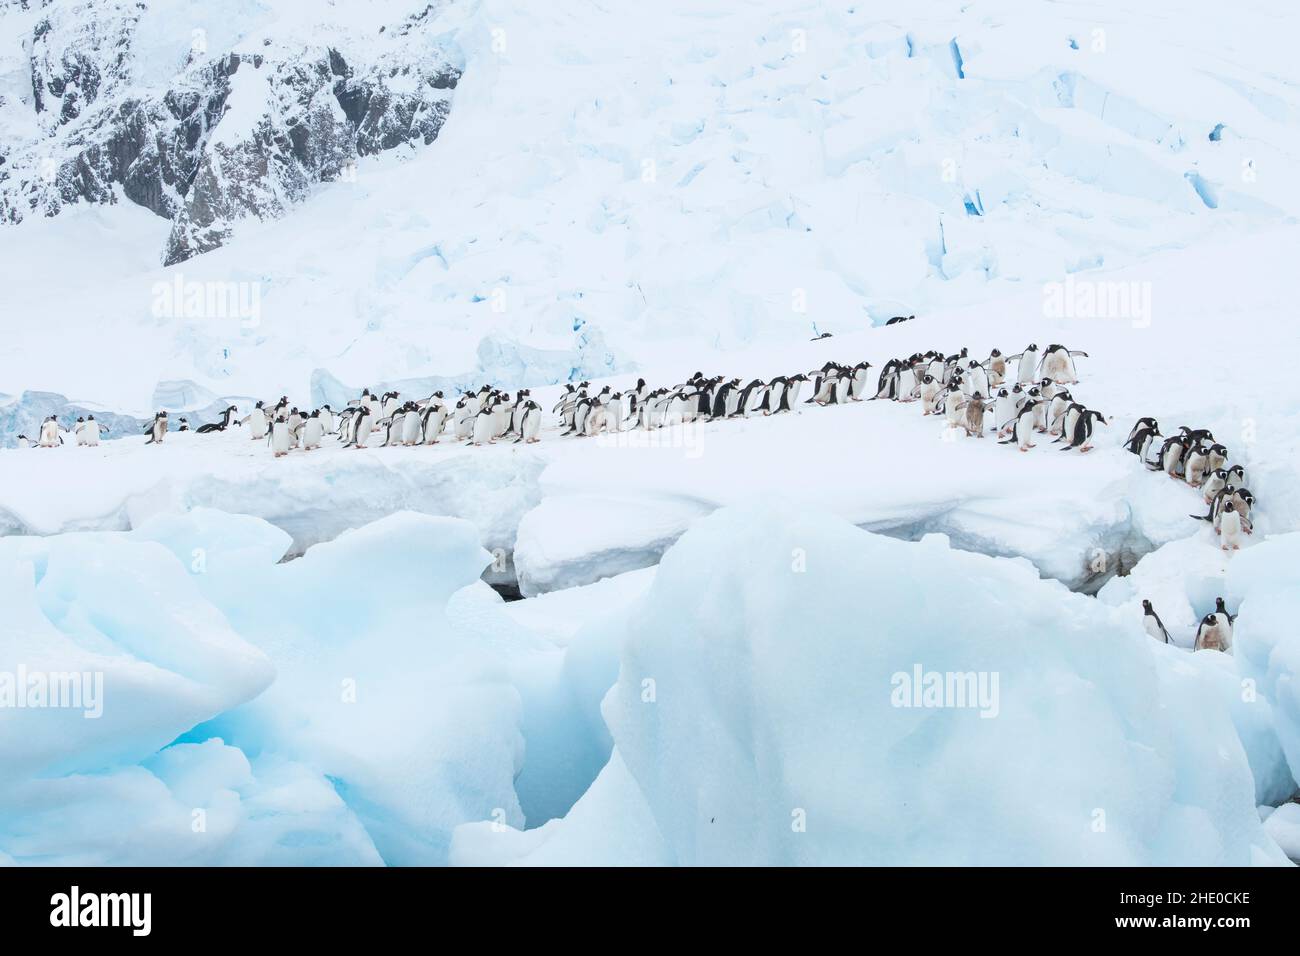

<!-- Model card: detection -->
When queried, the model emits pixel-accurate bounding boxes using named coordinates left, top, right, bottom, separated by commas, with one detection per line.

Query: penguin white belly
left=303, top=419, right=323, bottom=449
left=472, top=412, right=493, bottom=445
left=249, top=412, right=268, bottom=439
left=401, top=412, right=422, bottom=445
left=84, top=427, right=100, bottom=447
left=521, top=409, right=541, bottom=443
left=1017, top=352, right=1038, bottom=383
left=40, top=422, right=59, bottom=447
left=1044, top=352, right=1070, bottom=383
left=1143, top=618, right=1165, bottom=642
left=1219, top=511, right=1244, bottom=551
left=270, top=421, right=291, bottom=456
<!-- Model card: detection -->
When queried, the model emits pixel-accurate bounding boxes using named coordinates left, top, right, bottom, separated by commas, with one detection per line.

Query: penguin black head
left=87, top=415, right=95, bottom=421
left=1142, top=599, right=1153, bottom=612
left=990, top=348, right=1001, bottom=357
left=1224, top=503, right=1235, bottom=513
left=76, top=416, right=85, bottom=422
left=1027, top=343, right=1037, bottom=351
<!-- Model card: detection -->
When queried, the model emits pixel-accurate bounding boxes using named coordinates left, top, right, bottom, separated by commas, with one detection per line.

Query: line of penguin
left=13, top=342, right=1103, bottom=456
left=1122, top=418, right=1255, bottom=552
left=15, top=413, right=188, bottom=448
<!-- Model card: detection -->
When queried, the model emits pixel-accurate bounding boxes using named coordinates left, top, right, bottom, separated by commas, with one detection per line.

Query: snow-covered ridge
left=0, top=0, right=462, bottom=262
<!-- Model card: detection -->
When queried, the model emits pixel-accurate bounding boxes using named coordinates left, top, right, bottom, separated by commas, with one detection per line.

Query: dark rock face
left=0, top=1, right=461, bottom=262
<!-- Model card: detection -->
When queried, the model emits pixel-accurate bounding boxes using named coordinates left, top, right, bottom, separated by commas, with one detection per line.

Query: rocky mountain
left=0, top=0, right=461, bottom=263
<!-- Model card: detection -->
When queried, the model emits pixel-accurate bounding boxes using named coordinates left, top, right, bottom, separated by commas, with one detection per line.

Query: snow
left=2, top=0, right=1299, bottom=866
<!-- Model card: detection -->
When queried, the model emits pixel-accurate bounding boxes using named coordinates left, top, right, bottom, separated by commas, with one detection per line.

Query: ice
left=1262, top=802, right=1300, bottom=862
left=586, top=504, right=1285, bottom=865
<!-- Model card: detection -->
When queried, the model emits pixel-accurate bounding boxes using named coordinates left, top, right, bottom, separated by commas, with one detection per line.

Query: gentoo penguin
left=1205, top=443, right=1228, bottom=474
left=984, top=349, right=1006, bottom=387
left=962, top=392, right=987, bottom=437
left=1059, top=406, right=1107, bottom=452
left=1046, top=389, right=1074, bottom=436
left=350, top=406, right=374, bottom=448
left=268, top=415, right=291, bottom=458
left=177, top=417, right=190, bottom=432
left=584, top=397, right=609, bottom=435
left=1219, top=503, right=1245, bottom=551
left=1126, top=418, right=1159, bottom=448
left=1183, top=443, right=1210, bottom=486
left=37, top=416, right=63, bottom=447
left=871, top=359, right=903, bottom=401
left=380, top=391, right=402, bottom=418
left=1214, top=598, right=1236, bottom=644
left=453, top=397, right=475, bottom=440
left=1193, top=612, right=1231, bottom=652
left=1038, top=344, right=1088, bottom=384
left=471, top=406, right=496, bottom=446
left=1201, top=469, right=1229, bottom=506
left=15, top=434, right=30, bottom=448
left=318, top=405, right=336, bottom=434
left=144, top=412, right=168, bottom=445
left=942, top=384, right=966, bottom=430
left=1141, top=600, right=1171, bottom=644
left=515, top=400, right=542, bottom=443
left=197, top=405, right=239, bottom=433
left=421, top=400, right=449, bottom=444
left=962, top=360, right=989, bottom=399
left=400, top=403, right=423, bottom=445
left=72, top=416, right=88, bottom=445
left=242, top=402, right=269, bottom=440
left=769, top=374, right=807, bottom=413
left=301, top=410, right=324, bottom=450
left=999, top=401, right=1040, bottom=452
left=79, top=415, right=107, bottom=447
left=1224, top=464, right=1247, bottom=491
left=1157, top=434, right=1188, bottom=478
left=992, top=386, right=1017, bottom=436
left=39, top=416, right=63, bottom=447
left=848, top=362, right=874, bottom=401
left=918, top=375, right=944, bottom=416
left=884, top=314, right=914, bottom=325
left=1008, top=345, right=1040, bottom=385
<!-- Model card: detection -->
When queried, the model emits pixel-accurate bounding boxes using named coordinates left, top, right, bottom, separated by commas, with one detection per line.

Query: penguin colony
left=870, top=341, right=1105, bottom=452
left=1122, top=419, right=1255, bottom=553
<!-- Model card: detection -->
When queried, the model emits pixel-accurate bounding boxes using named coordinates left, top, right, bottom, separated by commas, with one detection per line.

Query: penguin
left=1224, top=464, right=1247, bottom=490
left=1193, top=612, right=1232, bottom=652
left=1038, top=344, right=1089, bottom=384
left=962, top=360, right=989, bottom=399
left=984, top=349, right=1006, bottom=387
left=400, top=403, right=423, bottom=445
left=920, top=375, right=945, bottom=416
left=884, top=314, right=914, bottom=325
left=144, top=412, right=168, bottom=445
left=421, top=400, right=450, bottom=444
left=80, top=416, right=107, bottom=447
left=15, top=434, right=30, bottom=448
left=733, top=379, right=766, bottom=418
left=771, top=374, right=807, bottom=412
left=999, top=401, right=1040, bottom=452
left=1183, top=443, right=1210, bottom=486
left=72, top=416, right=88, bottom=446
left=1214, top=597, right=1237, bottom=633
left=1060, top=406, right=1107, bottom=452
left=1205, top=443, right=1228, bottom=474
left=1126, top=418, right=1159, bottom=448
left=942, top=384, right=966, bottom=430
left=1219, top=503, right=1246, bottom=551
left=1141, top=600, right=1171, bottom=644
left=1047, top=389, right=1074, bottom=436
left=962, top=392, right=988, bottom=437
left=1125, top=422, right=1160, bottom=459
left=1007, top=345, right=1040, bottom=385
left=453, top=397, right=475, bottom=440
left=1201, top=469, right=1229, bottom=505
left=380, top=391, right=402, bottom=418
left=1158, top=435, right=1188, bottom=478
left=318, top=405, right=336, bottom=434
left=992, top=386, right=1018, bottom=436
left=350, top=407, right=375, bottom=448
left=197, top=405, right=239, bottom=433
left=242, top=402, right=269, bottom=440
left=810, top=330, right=834, bottom=339
left=38, top=416, right=63, bottom=447
left=177, top=417, right=190, bottom=432
left=301, top=410, right=324, bottom=450
left=569, top=397, right=593, bottom=436
left=268, top=415, right=291, bottom=458
left=584, top=398, right=609, bottom=436
left=515, top=400, right=542, bottom=443
left=471, top=405, right=496, bottom=446
left=848, top=362, right=875, bottom=401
